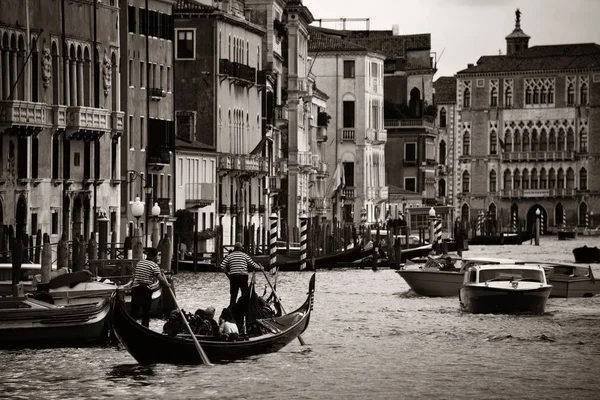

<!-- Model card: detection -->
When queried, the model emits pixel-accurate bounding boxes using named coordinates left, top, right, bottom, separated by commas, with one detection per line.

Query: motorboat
left=0, top=296, right=111, bottom=349
left=459, top=264, right=553, bottom=314
left=541, top=263, right=598, bottom=298
left=572, top=245, right=600, bottom=263
left=396, top=256, right=526, bottom=297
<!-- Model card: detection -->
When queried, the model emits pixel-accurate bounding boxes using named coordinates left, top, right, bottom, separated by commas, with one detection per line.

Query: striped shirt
left=220, top=251, right=262, bottom=276
left=132, top=259, right=161, bottom=287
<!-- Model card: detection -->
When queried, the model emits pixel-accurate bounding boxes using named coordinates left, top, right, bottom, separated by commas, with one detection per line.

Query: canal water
left=1, top=236, right=599, bottom=399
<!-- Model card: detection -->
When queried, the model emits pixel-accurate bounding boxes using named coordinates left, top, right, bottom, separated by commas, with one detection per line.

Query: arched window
left=548, top=168, right=556, bottom=189
left=439, top=140, right=446, bottom=164
left=580, top=84, right=588, bottom=105
left=439, top=108, right=446, bottom=128
left=525, top=87, right=532, bottom=104
left=540, top=129, right=547, bottom=151
left=531, top=130, right=539, bottom=151
left=549, top=128, right=556, bottom=151
left=490, top=131, right=497, bottom=155
left=567, top=84, right=575, bottom=105
left=533, top=87, right=539, bottom=104
left=489, top=203, right=497, bottom=219
left=566, top=168, right=574, bottom=190
left=503, top=169, right=512, bottom=191
left=462, top=132, right=470, bottom=156
left=580, top=168, right=588, bottom=190
left=548, top=86, right=554, bottom=104
left=489, top=170, right=497, bottom=192
left=540, top=87, right=547, bottom=104
left=522, top=169, right=530, bottom=190
left=438, top=178, right=446, bottom=197
left=463, top=88, right=470, bottom=108
left=566, top=128, right=575, bottom=151
left=504, top=130, right=512, bottom=152
left=513, top=129, right=521, bottom=152
left=462, top=171, right=470, bottom=193
left=531, top=168, right=538, bottom=189
left=540, top=168, right=547, bottom=189
left=580, top=129, right=588, bottom=152
left=490, top=87, right=498, bottom=107
left=504, top=87, right=513, bottom=107
left=461, top=203, right=469, bottom=222
left=513, top=168, right=521, bottom=189
left=522, top=130, right=530, bottom=152
left=558, top=128, right=565, bottom=150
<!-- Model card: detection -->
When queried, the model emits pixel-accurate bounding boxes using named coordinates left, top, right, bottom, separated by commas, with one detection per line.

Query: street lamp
left=131, top=196, right=144, bottom=259
left=151, top=202, right=161, bottom=248
left=144, top=184, right=153, bottom=248
left=535, top=208, right=541, bottom=246
left=429, top=207, right=436, bottom=245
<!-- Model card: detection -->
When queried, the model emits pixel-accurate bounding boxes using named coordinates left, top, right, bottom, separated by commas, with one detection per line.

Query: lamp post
left=591, top=211, right=594, bottom=230
left=131, top=196, right=144, bottom=259
left=428, top=207, right=436, bottom=245
left=151, top=202, right=161, bottom=248
left=144, top=184, right=153, bottom=248
left=535, top=208, right=540, bottom=246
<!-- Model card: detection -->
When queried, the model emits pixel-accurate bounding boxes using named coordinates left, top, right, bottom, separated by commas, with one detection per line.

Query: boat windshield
left=479, top=269, right=544, bottom=283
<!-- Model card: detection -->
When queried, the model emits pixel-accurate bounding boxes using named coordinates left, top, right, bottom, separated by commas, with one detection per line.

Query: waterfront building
left=455, top=10, right=600, bottom=233
left=119, top=0, right=176, bottom=247
left=174, top=0, right=268, bottom=248
left=433, top=76, right=457, bottom=210
left=307, top=27, right=387, bottom=226
left=0, top=0, right=123, bottom=242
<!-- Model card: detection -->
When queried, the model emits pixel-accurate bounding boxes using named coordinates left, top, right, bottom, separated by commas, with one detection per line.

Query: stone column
left=64, top=57, right=70, bottom=105
left=70, top=59, right=77, bottom=106
left=10, top=50, right=18, bottom=99
left=77, top=59, right=84, bottom=107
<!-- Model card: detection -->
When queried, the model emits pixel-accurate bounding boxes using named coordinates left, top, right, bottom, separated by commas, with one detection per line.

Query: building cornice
left=456, top=67, right=600, bottom=79
left=308, top=50, right=386, bottom=61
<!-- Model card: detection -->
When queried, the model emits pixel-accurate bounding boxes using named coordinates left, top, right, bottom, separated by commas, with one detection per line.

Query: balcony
left=154, top=197, right=171, bottom=216
left=378, top=186, right=389, bottom=200
left=241, top=155, right=259, bottom=173
left=503, top=150, right=576, bottom=162
left=312, top=197, right=331, bottom=213
left=549, top=188, right=576, bottom=197
left=147, top=147, right=171, bottom=166
left=268, top=176, right=281, bottom=192
left=111, top=111, right=124, bottom=137
left=149, top=87, right=166, bottom=100
left=66, top=106, right=110, bottom=140
left=0, top=100, right=49, bottom=135
left=341, top=128, right=355, bottom=142
left=275, top=105, right=288, bottom=122
left=184, top=183, right=215, bottom=208
left=374, top=129, right=387, bottom=144
left=342, top=187, right=355, bottom=200
left=219, top=154, right=232, bottom=171
left=258, top=157, right=269, bottom=174
left=219, top=59, right=256, bottom=86
left=297, top=151, right=312, bottom=167
left=52, top=105, right=67, bottom=131
left=384, top=119, right=434, bottom=130
left=231, top=155, right=242, bottom=170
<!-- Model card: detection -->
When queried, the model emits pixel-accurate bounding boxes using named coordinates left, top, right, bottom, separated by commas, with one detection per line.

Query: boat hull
left=111, top=274, right=315, bottom=365
left=547, top=277, right=599, bottom=298
left=0, top=299, right=111, bottom=349
left=396, top=270, right=464, bottom=296
left=572, top=246, right=600, bottom=263
left=459, top=286, right=552, bottom=314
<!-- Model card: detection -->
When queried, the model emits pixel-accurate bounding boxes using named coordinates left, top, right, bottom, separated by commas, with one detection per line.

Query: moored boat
left=541, top=263, right=598, bottom=298
left=459, top=264, right=552, bottom=314
left=0, top=296, right=111, bottom=349
left=572, top=245, right=600, bottom=263
left=111, top=274, right=315, bottom=365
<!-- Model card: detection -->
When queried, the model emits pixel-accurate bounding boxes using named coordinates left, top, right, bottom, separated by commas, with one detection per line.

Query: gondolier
left=220, top=242, right=264, bottom=307
left=131, top=248, right=170, bottom=327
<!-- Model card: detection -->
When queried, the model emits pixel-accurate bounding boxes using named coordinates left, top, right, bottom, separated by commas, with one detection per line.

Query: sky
left=302, top=0, right=600, bottom=78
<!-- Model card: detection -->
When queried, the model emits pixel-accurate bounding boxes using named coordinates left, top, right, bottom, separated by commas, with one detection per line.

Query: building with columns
left=308, top=27, right=387, bottom=225
left=0, top=0, right=123, bottom=244
left=119, top=0, right=176, bottom=247
left=455, top=10, right=600, bottom=233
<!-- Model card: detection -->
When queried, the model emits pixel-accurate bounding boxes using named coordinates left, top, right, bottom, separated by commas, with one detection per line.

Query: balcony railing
left=66, top=106, right=110, bottom=140
left=384, top=119, right=434, bottom=130
left=275, top=105, right=288, bottom=121
left=502, top=188, right=576, bottom=198
left=147, top=148, right=171, bottom=165
left=52, top=104, right=67, bottom=130
left=312, top=197, right=331, bottom=212
left=111, top=111, right=124, bottom=136
left=297, top=151, right=312, bottom=167
left=343, top=187, right=355, bottom=199
left=378, top=186, right=389, bottom=200
left=341, top=128, right=355, bottom=142
left=149, top=87, right=166, bottom=100
left=219, top=59, right=256, bottom=85
left=258, top=157, right=269, bottom=173
left=0, top=100, right=48, bottom=134
left=231, top=155, right=242, bottom=170
left=503, top=150, right=576, bottom=162
left=241, top=155, right=259, bottom=172
left=219, top=154, right=232, bottom=170
left=269, top=176, right=281, bottom=191
left=185, top=183, right=215, bottom=207
left=549, top=188, right=576, bottom=197
left=374, top=129, right=387, bottom=144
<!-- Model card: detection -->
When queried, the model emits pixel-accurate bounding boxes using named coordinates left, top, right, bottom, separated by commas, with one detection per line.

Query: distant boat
left=459, top=264, right=552, bottom=314
left=469, top=232, right=534, bottom=245
left=557, top=227, right=578, bottom=240
left=572, top=245, right=600, bottom=263
left=541, top=263, right=599, bottom=298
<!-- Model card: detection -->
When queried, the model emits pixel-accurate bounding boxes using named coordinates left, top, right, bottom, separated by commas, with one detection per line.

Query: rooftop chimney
left=392, top=24, right=399, bottom=36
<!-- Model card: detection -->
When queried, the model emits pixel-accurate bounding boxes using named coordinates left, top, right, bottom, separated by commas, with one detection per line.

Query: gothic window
left=580, top=128, right=588, bottom=152
left=463, top=88, right=471, bottom=108
left=580, top=168, right=588, bottom=190
left=540, top=168, right=547, bottom=189
left=549, top=129, right=556, bottom=150
left=513, top=168, right=521, bottom=189
left=522, top=169, right=530, bottom=190
left=504, top=169, right=512, bottom=191
left=440, top=108, right=446, bottom=128
left=548, top=168, right=556, bottom=189
left=567, top=84, right=575, bottom=105
left=579, top=202, right=588, bottom=226
left=463, top=132, right=470, bottom=156
left=462, top=171, right=470, bottom=193
left=566, top=168, right=574, bottom=189
left=489, top=170, right=497, bottom=192
left=439, top=140, right=446, bottom=164
left=490, top=131, right=497, bottom=155
left=438, top=178, right=446, bottom=197
left=548, top=86, right=554, bottom=104
left=540, top=87, right=547, bottom=104
left=533, top=87, right=539, bottom=104
left=525, top=87, right=532, bottom=104
left=490, top=87, right=498, bottom=107
left=567, top=128, right=575, bottom=151
left=522, top=130, right=530, bottom=152
left=531, top=168, right=538, bottom=189
left=513, top=129, right=521, bottom=152
left=558, top=129, right=565, bottom=150
left=505, top=87, right=513, bottom=107
left=504, top=130, right=512, bottom=152
left=581, top=84, right=588, bottom=105
left=540, top=129, right=547, bottom=151
left=531, top=130, right=539, bottom=151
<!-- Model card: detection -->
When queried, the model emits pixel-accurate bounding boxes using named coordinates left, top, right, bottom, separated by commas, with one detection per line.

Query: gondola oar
left=261, top=270, right=306, bottom=346
left=163, top=273, right=213, bottom=366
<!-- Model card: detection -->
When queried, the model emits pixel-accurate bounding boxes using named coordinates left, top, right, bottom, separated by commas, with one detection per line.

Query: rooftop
left=433, top=77, right=456, bottom=104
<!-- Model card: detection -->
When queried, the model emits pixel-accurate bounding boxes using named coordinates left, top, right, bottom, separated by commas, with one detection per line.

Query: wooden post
left=394, top=225, right=402, bottom=268
left=57, top=234, right=69, bottom=270
left=193, top=212, right=198, bottom=272
left=299, top=213, right=308, bottom=270
left=34, top=229, right=42, bottom=263
left=11, top=235, right=22, bottom=296
left=41, top=234, right=52, bottom=284
left=78, top=236, right=87, bottom=271
left=88, top=232, right=98, bottom=262
left=110, top=231, right=117, bottom=259
left=98, top=217, right=108, bottom=260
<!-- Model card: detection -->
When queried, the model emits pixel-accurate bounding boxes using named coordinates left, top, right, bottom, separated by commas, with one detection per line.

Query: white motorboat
left=459, top=264, right=553, bottom=314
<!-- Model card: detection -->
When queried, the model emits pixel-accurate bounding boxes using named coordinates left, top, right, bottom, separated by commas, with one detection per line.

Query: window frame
left=343, top=60, right=355, bottom=79
left=404, top=177, right=417, bottom=192
left=404, top=142, right=417, bottom=162
left=175, top=28, right=196, bottom=60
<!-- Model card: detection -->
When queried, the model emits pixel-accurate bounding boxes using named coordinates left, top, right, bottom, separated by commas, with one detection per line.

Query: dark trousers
left=131, top=285, right=152, bottom=327
left=229, top=274, right=249, bottom=308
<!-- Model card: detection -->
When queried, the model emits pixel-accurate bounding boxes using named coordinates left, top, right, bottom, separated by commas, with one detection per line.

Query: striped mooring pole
left=477, top=212, right=483, bottom=235
left=512, top=211, right=517, bottom=233
left=540, top=211, right=545, bottom=235
left=586, top=211, right=589, bottom=229
left=299, top=212, right=308, bottom=270
left=434, top=218, right=442, bottom=245
left=563, top=208, right=567, bottom=227
left=269, top=212, right=277, bottom=274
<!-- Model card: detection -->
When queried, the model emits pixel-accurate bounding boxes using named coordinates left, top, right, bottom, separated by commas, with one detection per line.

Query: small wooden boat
left=469, top=232, right=534, bottom=245
left=572, top=246, right=600, bottom=263
left=396, top=256, right=526, bottom=297
left=0, top=296, right=111, bottom=349
left=558, top=228, right=578, bottom=240
left=541, top=263, right=599, bottom=298
left=459, top=264, right=552, bottom=314
left=111, top=274, right=315, bottom=365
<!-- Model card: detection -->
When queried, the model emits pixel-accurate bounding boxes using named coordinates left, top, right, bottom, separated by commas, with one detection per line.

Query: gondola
left=110, top=274, right=315, bottom=365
